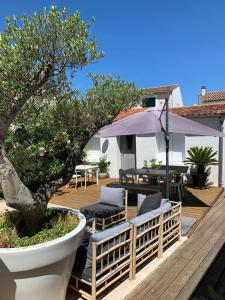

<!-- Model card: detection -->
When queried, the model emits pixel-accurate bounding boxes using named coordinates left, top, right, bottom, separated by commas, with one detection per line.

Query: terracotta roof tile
left=142, top=84, right=178, bottom=94
left=114, top=107, right=144, bottom=121
left=115, top=103, right=225, bottom=121
left=170, top=103, right=225, bottom=117
left=199, top=91, right=225, bottom=102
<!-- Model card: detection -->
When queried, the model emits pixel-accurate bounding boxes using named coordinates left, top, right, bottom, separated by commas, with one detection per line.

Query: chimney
left=201, top=85, right=206, bottom=96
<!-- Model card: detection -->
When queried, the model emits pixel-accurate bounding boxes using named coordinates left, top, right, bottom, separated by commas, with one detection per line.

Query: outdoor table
left=75, top=164, right=99, bottom=188
left=120, top=168, right=175, bottom=183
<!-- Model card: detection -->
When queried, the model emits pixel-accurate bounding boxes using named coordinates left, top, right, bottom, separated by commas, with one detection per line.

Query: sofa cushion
left=73, top=231, right=92, bottom=281
left=137, top=194, right=146, bottom=211
left=161, top=198, right=170, bottom=206
left=138, top=192, right=162, bottom=215
left=129, top=211, right=155, bottom=226
left=151, top=202, right=172, bottom=216
left=99, top=186, right=125, bottom=207
left=80, top=203, right=124, bottom=220
left=73, top=222, right=130, bottom=281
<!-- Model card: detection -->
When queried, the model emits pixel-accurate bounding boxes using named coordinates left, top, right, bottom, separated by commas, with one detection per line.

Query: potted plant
left=97, top=156, right=111, bottom=179
left=185, top=146, right=219, bottom=188
left=144, top=159, right=162, bottom=184
left=0, top=7, right=140, bottom=300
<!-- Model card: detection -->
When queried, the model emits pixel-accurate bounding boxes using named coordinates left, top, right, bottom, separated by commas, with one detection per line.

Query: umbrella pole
left=165, top=98, right=169, bottom=199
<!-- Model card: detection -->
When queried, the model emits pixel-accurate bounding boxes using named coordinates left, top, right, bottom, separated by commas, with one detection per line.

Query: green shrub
left=0, top=209, right=79, bottom=248
left=97, top=156, right=111, bottom=173
left=144, top=159, right=162, bottom=169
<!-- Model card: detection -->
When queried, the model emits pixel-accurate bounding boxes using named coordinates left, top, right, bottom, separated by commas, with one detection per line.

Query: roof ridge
left=142, top=84, right=178, bottom=90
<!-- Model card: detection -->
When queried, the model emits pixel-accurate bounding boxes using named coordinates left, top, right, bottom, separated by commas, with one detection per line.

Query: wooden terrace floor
left=51, top=178, right=223, bottom=225
left=127, top=192, right=225, bottom=300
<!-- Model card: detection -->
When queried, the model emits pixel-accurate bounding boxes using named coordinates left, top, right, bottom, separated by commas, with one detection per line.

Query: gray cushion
left=99, top=186, right=125, bottom=207
left=151, top=202, right=172, bottom=216
left=73, top=231, right=92, bottom=281
left=80, top=203, right=124, bottom=220
left=73, top=222, right=130, bottom=281
left=91, top=221, right=130, bottom=243
left=137, top=194, right=146, bottom=211
left=129, top=211, right=155, bottom=226
left=138, top=192, right=162, bottom=215
left=161, top=198, right=170, bottom=206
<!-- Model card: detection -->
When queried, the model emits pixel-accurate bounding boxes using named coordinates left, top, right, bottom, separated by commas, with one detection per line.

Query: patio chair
left=130, top=193, right=181, bottom=278
left=119, top=169, right=134, bottom=183
left=169, top=173, right=187, bottom=202
left=80, top=187, right=128, bottom=230
left=67, top=170, right=83, bottom=189
left=69, top=222, right=133, bottom=300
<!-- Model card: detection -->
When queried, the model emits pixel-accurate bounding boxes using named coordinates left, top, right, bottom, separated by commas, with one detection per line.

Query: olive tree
left=0, top=7, right=140, bottom=235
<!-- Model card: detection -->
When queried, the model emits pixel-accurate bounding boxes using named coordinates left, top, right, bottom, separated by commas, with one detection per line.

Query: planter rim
left=0, top=207, right=86, bottom=253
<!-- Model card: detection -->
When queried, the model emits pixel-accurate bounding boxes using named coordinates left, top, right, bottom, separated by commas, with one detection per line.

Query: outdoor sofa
left=80, top=187, right=128, bottom=230
left=70, top=191, right=181, bottom=300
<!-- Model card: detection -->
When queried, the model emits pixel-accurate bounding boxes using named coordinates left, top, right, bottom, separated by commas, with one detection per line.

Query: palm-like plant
left=185, top=146, right=219, bottom=174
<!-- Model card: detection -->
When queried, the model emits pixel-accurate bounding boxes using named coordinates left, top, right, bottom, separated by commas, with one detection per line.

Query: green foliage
left=4, top=73, right=140, bottom=190
left=4, top=110, right=74, bottom=191
left=144, top=159, right=162, bottom=169
left=0, top=209, right=79, bottom=248
left=97, top=155, right=111, bottom=173
left=185, top=146, right=219, bottom=170
left=0, top=6, right=102, bottom=118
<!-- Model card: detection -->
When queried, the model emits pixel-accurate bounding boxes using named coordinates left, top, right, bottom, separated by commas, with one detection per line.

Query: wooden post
left=92, top=242, right=97, bottom=300
left=132, top=225, right=137, bottom=279
left=129, top=225, right=133, bottom=280
left=178, top=203, right=182, bottom=242
left=125, top=190, right=128, bottom=220
left=158, top=213, right=164, bottom=258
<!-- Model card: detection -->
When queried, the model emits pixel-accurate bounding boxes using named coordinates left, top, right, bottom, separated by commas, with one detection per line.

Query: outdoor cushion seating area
left=70, top=222, right=133, bottom=300
left=70, top=190, right=182, bottom=300
left=80, top=187, right=128, bottom=230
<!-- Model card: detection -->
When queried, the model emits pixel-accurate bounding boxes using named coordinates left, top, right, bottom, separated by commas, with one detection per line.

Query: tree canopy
left=0, top=7, right=141, bottom=234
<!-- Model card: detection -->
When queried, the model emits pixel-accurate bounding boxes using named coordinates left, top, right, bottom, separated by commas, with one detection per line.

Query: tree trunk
left=0, top=143, right=47, bottom=235
left=0, top=134, right=91, bottom=235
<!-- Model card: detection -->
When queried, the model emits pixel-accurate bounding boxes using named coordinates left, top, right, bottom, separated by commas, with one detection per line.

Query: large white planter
left=0, top=208, right=86, bottom=300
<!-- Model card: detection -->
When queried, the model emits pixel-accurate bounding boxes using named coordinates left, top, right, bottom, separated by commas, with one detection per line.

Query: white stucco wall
left=86, top=136, right=101, bottom=162
left=136, top=134, right=158, bottom=168
left=185, top=116, right=223, bottom=186
left=100, top=137, right=121, bottom=178
left=171, top=87, right=183, bottom=107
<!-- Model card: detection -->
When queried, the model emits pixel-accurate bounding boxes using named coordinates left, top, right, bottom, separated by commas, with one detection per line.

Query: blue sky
left=1, top=0, right=225, bottom=105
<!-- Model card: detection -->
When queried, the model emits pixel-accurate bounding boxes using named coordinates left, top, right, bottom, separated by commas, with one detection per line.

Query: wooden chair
left=131, top=201, right=181, bottom=278
left=80, top=188, right=128, bottom=231
left=69, top=222, right=133, bottom=300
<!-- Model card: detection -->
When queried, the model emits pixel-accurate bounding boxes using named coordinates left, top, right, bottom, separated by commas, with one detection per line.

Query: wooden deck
left=126, top=191, right=225, bottom=300
left=51, top=178, right=223, bottom=225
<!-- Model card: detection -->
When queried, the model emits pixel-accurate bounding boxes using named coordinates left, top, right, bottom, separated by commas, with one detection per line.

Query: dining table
left=75, top=164, right=99, bottom=188
left=119, top=168, right=175, bottom=183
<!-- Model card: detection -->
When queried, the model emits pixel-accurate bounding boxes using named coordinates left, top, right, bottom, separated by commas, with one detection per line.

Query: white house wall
left=86, top=136, right=101, bottom=163
left=171, top=87, right=183, bottom=107
left=100, top=137, right=121, bottom=178
left=186, top=116, right=222, bottom=186
left=136, top=134, right=158, bottom=168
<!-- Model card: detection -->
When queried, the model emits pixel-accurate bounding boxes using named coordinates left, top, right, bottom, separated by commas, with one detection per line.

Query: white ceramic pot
left=0, top=208, right=86, bottom=300
left=98, top=172, right=108, bottom=179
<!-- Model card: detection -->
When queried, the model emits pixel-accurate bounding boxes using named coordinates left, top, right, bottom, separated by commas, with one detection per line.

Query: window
left=142, top=97, right=156, bottom=108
